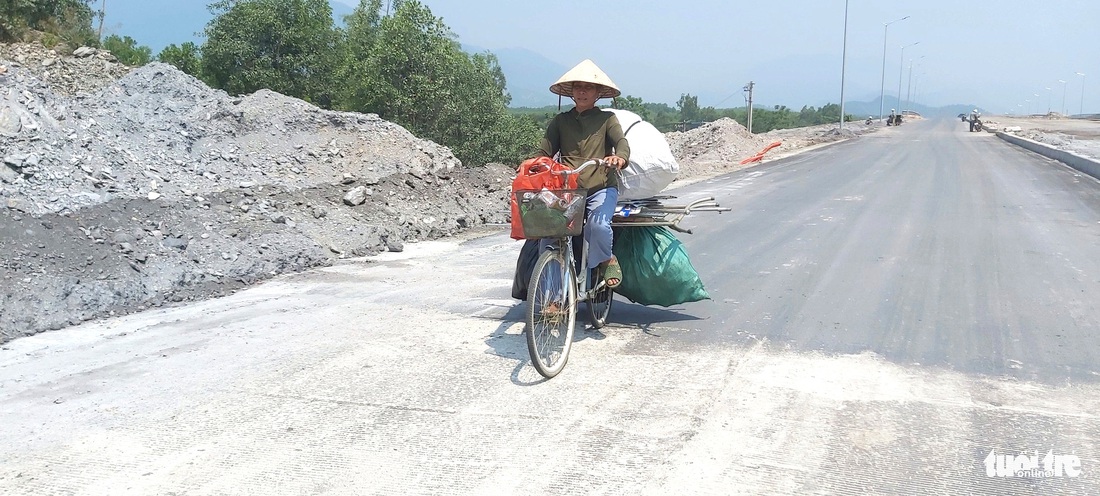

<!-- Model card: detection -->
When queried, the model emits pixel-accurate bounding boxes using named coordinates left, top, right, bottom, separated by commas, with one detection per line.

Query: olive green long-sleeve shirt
left=538, top=107, right=630, bottom=192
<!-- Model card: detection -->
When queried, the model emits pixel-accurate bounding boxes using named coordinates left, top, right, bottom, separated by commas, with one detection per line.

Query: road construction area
left=5, top=118, right=1100, bottom=494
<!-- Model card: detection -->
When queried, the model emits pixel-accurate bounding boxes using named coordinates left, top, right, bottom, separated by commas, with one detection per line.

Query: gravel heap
left=1, top=43, right=513, bottom=341
left=0, top=42, right=866, bottom=342
left=0, top=43, right=131, bottom=98
left=665, top=117, right=866, bottom=184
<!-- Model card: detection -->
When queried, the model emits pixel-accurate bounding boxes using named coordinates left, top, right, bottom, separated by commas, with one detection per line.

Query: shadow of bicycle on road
left=481, top=297, right=704, bottom=385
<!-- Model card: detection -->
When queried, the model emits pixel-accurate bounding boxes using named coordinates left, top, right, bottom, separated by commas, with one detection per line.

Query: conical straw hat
left=549, top=59, right=621, bottom=99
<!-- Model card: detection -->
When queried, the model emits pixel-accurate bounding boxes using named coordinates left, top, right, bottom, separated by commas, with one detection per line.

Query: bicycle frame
left=544, top=233, right=605, bottom=309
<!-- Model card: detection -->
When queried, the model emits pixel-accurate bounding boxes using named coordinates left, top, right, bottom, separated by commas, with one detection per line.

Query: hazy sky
left=102, top=1, right=1098, bottom=114
left=401, top=0, right=1097, bottom=114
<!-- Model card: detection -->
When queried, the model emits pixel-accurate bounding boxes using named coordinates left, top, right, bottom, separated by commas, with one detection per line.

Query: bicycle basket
left=513, top=188, right=586, bottom=238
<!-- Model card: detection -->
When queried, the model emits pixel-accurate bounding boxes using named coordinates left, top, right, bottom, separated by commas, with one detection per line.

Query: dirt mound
left=1, top=43, right=511, bottom=341
left=665, top=117, right=864, bottom=186
left=2, top=58, right=462, bottom=215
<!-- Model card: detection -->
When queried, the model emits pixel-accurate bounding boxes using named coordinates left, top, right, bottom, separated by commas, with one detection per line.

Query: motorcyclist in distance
left=968, top=108, right=982, bottom=132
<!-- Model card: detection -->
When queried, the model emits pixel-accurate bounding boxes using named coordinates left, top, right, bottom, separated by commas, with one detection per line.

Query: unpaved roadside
left=983, top=115, right=1100, bottom=160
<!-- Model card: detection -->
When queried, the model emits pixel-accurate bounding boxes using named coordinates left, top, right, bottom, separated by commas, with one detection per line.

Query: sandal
left=604, top=258, right=622, bottom=289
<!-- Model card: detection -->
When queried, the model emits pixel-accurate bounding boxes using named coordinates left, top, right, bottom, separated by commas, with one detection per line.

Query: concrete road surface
left=2, top=118, right=1099, bottom=495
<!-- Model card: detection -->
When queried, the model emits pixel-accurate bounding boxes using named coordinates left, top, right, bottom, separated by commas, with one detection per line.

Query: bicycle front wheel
left=526, top=248, right=577, bottom=378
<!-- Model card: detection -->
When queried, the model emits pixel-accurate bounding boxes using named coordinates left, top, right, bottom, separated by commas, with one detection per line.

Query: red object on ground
left=739, top=141, right=783, bottom=164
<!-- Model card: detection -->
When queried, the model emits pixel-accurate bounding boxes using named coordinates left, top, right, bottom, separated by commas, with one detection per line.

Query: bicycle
left=520, top=160, right=728, bottom=378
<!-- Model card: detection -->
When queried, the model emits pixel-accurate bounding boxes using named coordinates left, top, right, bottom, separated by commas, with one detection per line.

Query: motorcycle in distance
left=886, top=109, right=902, bottom=126
left=865, top=116, right=874, bottom=125
left=968, top=109, right=983, bottom=132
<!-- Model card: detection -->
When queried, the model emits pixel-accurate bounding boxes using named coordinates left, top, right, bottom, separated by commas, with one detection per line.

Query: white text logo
left=984, top=449, right=1081, bottom=478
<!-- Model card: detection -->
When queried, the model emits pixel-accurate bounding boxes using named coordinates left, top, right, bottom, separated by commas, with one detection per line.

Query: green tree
left=158, top=42, right=204, bottom=78
left=818, top=103, right=841, bottom=124
left=337, top=0, right=537, bottom=166
left=101, top=34, right=151, bottom=65
left=447, top=51, right=541, bottom=164
left=335, top=0, right=383, bottom=110
left=611, top=95, right=649, bottom=121
left=201, top=0, right=342, bottom=106
left=698, top=105, right=720, bottom=122
left=676, top=93, right=700, bottom=124
left=1, top=0, right=96, bottom=46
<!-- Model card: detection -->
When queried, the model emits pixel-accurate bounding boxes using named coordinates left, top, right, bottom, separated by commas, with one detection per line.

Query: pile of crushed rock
left=665, top=116, right=864, bottom=185
left=0, top=43, right=513, bottom=340
left=0, top=42, right=862, bottom=342
left=0, top=43, right=131, bottom=98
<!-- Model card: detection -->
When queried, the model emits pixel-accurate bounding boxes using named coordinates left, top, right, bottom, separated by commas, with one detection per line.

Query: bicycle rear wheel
left=586, top=265, right=614, bottom=328
left=526, top=247, right=577, bottom=378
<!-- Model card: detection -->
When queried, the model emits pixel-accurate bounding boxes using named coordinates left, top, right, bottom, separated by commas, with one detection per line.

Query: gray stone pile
left=0, top=43, right=512, bottom=342
left=2, top=58, right=461, bottom=215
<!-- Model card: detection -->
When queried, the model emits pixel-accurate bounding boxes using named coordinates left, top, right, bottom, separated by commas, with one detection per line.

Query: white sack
left=607, top=108, right=680, bottom=200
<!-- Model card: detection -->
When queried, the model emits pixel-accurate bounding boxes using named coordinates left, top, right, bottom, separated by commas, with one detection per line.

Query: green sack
left=611, top=226, right=710, bottom=307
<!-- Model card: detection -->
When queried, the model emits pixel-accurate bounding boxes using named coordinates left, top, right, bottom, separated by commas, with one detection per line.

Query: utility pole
left=839, top=0, right=849, bottom=129
left=97, top=0, right=106, bottom=40
left=743, top=81, right=755, bottom=134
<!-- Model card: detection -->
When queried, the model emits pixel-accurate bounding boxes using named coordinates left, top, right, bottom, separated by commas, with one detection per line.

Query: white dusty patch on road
left=2, top=233, right=1099, bottom=494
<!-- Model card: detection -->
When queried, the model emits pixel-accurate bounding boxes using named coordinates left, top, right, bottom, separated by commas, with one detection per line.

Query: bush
left=102, top=34, right=152, bottom=66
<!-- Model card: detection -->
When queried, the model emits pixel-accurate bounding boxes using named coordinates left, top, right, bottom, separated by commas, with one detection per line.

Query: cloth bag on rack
left=606, top=109, right=680, bottom=200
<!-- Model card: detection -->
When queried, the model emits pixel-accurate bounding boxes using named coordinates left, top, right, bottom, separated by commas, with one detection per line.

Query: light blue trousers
left=539, top=186, right=618, bottom=270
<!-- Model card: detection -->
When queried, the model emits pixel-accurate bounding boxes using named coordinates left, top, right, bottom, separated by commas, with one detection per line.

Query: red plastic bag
left=510, top=157, right=579, bottom=240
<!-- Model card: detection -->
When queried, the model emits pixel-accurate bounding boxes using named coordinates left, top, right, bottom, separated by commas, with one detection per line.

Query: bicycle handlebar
left=555, top=159, right=607, bottom=176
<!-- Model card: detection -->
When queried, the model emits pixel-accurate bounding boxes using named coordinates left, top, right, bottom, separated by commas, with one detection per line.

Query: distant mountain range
left=479, top=45, right=971, bottom=117
left=462, top=45, right=568, bottom=109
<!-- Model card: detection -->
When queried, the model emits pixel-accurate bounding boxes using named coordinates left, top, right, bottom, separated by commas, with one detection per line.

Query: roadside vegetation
left=516, top=97, right=847, bottom=134
left=2, top=0, right=850, bottom=166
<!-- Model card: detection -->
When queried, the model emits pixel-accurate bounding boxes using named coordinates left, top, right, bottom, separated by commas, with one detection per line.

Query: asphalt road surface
left=2, top=118, right=1099, bottom=495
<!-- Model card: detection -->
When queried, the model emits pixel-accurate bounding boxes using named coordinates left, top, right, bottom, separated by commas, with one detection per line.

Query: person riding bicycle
left=536, top=59, right=631, bottom=289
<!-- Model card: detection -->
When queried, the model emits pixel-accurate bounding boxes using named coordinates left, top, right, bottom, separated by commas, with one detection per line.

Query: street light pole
left=1059, top=79, right=1067, bottom=115
left=839, top=0, right=849, bottom=129
left=912, top=72, right=925, bottom=113
left=1077, top=72, right=1086, bottom=115
left=878, top=15, right=909, bottom=121
left=897, top=42, right=919, bottom=112
left=905, top=56, right=924, bottom=114
left=1045, top=87, right=1053, bottom=114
